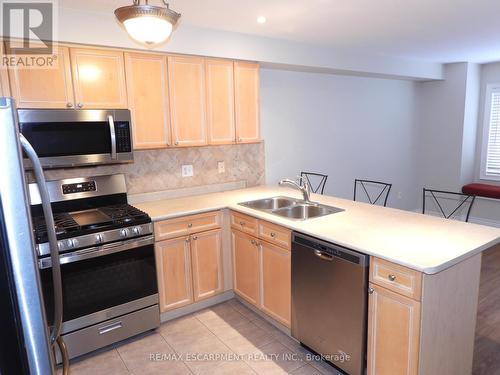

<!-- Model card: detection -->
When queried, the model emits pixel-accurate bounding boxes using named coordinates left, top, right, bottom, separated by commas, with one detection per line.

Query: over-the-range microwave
left=18, top=109, right=134, bottom=169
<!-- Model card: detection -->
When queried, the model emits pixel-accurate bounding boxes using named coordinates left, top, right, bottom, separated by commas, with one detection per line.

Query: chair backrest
left=422, top=188, right=476, bottom=222
left=300, top=172, right=328, bottom=194
left=354, top=179, right=392, bottom=207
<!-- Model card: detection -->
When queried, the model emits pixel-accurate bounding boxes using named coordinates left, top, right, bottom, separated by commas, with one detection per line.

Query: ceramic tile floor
left=59, top=299, right=343, bottom=375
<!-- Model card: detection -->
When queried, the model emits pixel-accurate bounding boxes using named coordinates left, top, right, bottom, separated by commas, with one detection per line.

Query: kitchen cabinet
left=367, top=283, right=420, bottom=375
left=155, top=236, right=193, bottom=312
left=70, top=48, right=128, bottom=109
left=124, top=52, right=171, bottom=149
left=260, top=240, right=291, bottom=326
left=168, top=55, right=207, bottom=147
left=154, top=211, right=224, bottom=312
left=6, top=45, right=74, bottom=108
left=232, top=229, right=260, bottom=305
left=234, top=61, right=260, bottom=143
left=205, top=59, right=235, bottom=144
left=191, top=229, right=223, bottom=301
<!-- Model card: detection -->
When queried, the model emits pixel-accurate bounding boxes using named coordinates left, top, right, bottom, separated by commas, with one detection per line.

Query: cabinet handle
left=185, top=238, right=190, bottom=243
left=192, top=236, right=198, bottom=241
left=388, top=274, right=396, bottom=282
left=368, top=287, right=374, bottom=295
left=238, top=138, right=242, bottom=142
left=76, top=102, right=83, bottom=108
left=240, top=221, right=246, bottom=226
left=66, top=102, right=74, bottom=108
left=270, top=232, right=276, bottom=238
left=251, top=239, right=256, bottom=245
left=187, top=223, right=193, bottom=228
left=174, top=141, right=179, bottom=146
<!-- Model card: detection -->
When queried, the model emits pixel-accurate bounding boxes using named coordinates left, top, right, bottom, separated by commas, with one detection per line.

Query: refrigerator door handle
left=20, top=135, right=64, bottom=345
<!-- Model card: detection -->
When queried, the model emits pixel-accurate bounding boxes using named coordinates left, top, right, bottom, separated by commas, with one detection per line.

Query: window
left=481, top=84, right=500, bottom=180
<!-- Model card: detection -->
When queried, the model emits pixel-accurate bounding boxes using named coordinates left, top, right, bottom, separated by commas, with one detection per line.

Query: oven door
left=18, top=109, right=133, bottom=169
left=39, top=236, right=158, bottom=334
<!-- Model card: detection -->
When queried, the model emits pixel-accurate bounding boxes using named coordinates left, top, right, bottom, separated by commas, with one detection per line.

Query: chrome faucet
left=279, top=177, right=311, bottom=202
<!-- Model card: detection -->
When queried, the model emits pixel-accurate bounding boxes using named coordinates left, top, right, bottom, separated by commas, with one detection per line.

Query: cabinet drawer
left=154, top=211, right=221, bottom=241
left=258, top=221, right=291, bottom=250
left=230, top=211, right=258, bottom=236
left=370, top=258, right=422, bottom=300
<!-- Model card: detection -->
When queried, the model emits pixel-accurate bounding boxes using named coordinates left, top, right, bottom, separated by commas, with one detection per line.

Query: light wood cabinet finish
left=154, top=211, right=221, bottom=241
left=367, top=283, right=421, bottom=375
left=260, top=240, right=291, bottom=327
left=205, top=59, right=235, bottom=144
left=125, top=52, right=171, bottom=149
left=168, top=55, right=207, bottom=146
left=155, top=237, right=193, bottom=312
left=191, top=229, right=223, bottom=302
left=70, top=48, right=128, bottom=109
left=234, top=61, right=260, bottom=143
left=232, top=229, right=260, bottom=305
left=230, top=211, right=258, bottom=236
left=7, top=46, right=73, bottom=108
left=258, top=220, right=291, bottom=250
left=371, top=258, right=422, bottom=300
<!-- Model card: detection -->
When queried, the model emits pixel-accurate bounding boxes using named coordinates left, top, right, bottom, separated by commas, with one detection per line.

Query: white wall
left=261, top=68, right=418, bottom=210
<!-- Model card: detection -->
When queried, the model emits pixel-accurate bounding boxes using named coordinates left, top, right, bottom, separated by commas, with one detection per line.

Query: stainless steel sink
left=238, top=196, right=344, bottom=220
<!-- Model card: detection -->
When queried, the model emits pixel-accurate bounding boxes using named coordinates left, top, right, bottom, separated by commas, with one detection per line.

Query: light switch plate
left=217, top=161, right=225, bottom=174
left=181, top=164, right=194, bottom=177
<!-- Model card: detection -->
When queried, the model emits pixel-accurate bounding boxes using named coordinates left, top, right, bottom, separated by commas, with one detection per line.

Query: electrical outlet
left=397, top=192, right=403, bottom=200
left=181, top=164, right=193, bottom=177
left=217, top=161, right=225, bottom=174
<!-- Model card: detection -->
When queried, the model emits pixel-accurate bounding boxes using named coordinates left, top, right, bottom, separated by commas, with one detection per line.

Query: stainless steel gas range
left=29, top=174, right=159, bottom=361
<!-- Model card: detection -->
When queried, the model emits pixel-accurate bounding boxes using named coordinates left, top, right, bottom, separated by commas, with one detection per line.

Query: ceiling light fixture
left=115, top=0, right=181, bottom=46
left=257, top=16, right=267, bottom=24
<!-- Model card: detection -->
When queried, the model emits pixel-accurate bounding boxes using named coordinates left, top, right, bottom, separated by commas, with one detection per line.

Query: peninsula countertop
left=134, top=185, right=500, bottom=274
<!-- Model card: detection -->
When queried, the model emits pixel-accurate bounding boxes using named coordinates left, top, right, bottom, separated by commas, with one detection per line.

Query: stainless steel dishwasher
left=291, top=232, right=369, bottom=375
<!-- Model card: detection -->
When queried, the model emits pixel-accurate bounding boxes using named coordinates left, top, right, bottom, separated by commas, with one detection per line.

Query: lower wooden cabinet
left=156, top=228, right=223, bottom=312
left=232, top=229, right=260, bottom=305
left=260, top=241, right=291, bottom=326
left=155, top=236, right=193, bottom=312
left=367, top=283, right=421, bottom=375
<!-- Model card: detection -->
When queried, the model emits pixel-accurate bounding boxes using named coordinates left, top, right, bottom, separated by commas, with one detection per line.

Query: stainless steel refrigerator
left=0, top=97, right=68, bottom=375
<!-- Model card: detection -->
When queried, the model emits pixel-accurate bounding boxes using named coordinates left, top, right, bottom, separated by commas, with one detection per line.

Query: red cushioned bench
left=462, top=183, right=500, bottom=199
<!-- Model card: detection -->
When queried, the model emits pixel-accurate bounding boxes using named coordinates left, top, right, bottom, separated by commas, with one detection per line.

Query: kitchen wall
left=33, top=144, right=265, bottom=195
left=261, top=68, right=419, bottom=210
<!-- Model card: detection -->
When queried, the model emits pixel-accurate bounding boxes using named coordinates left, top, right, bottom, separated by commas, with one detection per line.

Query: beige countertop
left=135, top=185, right=500, bottom=275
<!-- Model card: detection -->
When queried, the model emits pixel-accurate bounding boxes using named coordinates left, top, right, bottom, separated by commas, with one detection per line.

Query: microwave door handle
left=108, top=115, right=117, bottom=160
left=20, top=135, right=64, bottom=346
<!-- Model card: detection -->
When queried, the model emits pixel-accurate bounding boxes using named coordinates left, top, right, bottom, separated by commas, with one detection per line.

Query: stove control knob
left=65, top=239, right=74, bottom=249
left=95, top=234, right=104, bottom=244
left=132, top=226, right=142, bottom=236
left=120, top=228, right=129, bottom=238
left=71, top=239, right=79, bottom=248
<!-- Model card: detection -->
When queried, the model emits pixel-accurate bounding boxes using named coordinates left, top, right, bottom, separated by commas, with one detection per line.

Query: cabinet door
left=168, top=55, right=207, bottom=146
left=155, top=237, right=193, bottom=312
left=260, top=241, right=291, bottom=327
left=7, top=45, right=73, bottom=108
left=234, top=61, right=260, bottom=143
left=70, top=48, right=128, bottom=109
left=205, top=59, right=235, bottom=144
left=231, top=229, right=259, bottom=305
left=191, top=229, right=223, bottom=302
left=367, top=283, right=421, bottom=375
left=125, top=52, right=171, bottom=149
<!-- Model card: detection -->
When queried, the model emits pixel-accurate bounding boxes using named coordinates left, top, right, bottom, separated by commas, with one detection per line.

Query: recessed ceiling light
left=257, top=16, right=266, bottom=24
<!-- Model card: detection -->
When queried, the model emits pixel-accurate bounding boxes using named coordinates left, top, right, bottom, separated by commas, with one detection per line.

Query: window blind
left=485, top=89, right=500, bottom=177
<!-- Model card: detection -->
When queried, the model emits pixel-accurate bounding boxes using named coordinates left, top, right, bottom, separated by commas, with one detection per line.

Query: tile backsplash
left=31, top=143, right=265, bottom=195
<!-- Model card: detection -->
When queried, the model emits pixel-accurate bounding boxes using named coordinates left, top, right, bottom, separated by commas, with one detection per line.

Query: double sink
left=238, top=196, right=344, bottom=220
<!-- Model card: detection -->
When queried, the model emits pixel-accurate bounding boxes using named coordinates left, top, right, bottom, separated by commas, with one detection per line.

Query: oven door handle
left=108, top=115, right=117, bottom=160
left=38, top=235, right=154, bottom=269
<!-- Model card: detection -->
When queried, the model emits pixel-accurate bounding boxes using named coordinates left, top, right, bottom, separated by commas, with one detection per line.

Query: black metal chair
left=354, top=179, right=392, bottom=207
left=300, top=172, right=328, bottom=195
left=422, top=189, right=476, bottom=222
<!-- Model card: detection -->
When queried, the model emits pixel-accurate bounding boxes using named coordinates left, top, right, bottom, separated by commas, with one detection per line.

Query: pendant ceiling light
left=115, top=0, right=181, bottom=46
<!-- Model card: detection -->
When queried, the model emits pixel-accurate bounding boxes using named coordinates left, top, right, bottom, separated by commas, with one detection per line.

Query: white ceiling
left=61, top=0, right=500, bottom=63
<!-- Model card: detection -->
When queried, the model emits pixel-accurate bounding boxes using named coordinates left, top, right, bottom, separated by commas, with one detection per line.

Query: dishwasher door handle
left=314, top=250, right=333, bottom=261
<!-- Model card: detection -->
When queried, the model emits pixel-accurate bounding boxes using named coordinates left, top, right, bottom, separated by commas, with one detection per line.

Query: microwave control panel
left=116, top=122, right=132, bottom=153
left=62, top=181, right=97, bottom=195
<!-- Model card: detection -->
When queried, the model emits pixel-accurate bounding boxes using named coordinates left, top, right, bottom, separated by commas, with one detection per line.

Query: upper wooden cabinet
left=205, top=59, right=235, bottom=144
left=234, top=61, right=260, bottom=143
left=70, top=48, right=128, bottom=109
left=168, top=55, right=207, bottom=147
left=6, top=45, right=73, bottom=108
left=125, top=52, right=171, bottom=149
